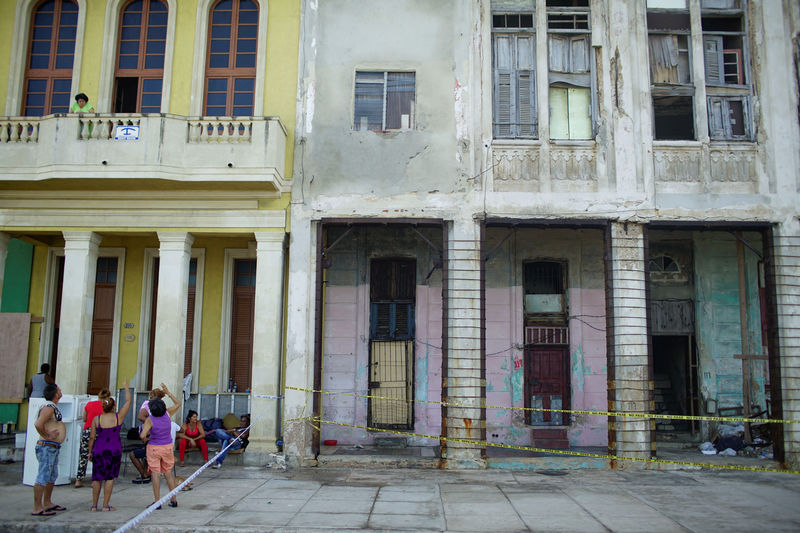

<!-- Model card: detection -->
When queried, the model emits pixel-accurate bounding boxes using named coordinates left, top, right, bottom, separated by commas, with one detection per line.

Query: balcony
left=0, top=113, right=288, bottom=195
left=652, top=142, right=763, bottom=195
left=491, top=141, right=599, bottom=193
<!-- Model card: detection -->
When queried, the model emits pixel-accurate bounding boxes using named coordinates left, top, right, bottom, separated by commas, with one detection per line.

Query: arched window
left=204, top=0, right=258, bottom=116
left=114, top=0, right=167, bottom=113
left=23, top=0, right=78, bottom=116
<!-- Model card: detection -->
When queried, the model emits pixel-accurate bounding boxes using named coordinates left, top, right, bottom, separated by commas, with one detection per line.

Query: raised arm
left=140, top=417, right=153, bottom=442
left=117, top=380, right=132, bottom=420
left=161, top=383, right=182, bottom=416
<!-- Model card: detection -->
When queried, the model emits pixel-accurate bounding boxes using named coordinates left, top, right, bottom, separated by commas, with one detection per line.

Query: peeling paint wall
left=694, top=231, right=766, bottom=420
left=321, top=226, right=442, bottom=445
left=484, top=228, right=607, bottom=447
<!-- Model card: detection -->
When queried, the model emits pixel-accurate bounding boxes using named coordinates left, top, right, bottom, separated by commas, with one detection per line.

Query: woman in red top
left=75, top=388, right=111, bottom=488
left=177, top=410, right=208, bottom=466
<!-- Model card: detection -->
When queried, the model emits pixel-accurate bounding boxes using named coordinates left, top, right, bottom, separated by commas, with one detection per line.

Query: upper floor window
left=115, top=0, right=167, bottom=113
left=647, top=0, right=695, bottom=140
left=547, top=0, right=592, bottom=140
left=702, top=0, right=751, bottom=140
left=492, top=13, right=536, bottom=138
left=23, top=0, right=78, bottom=116
left=204, top=0, right=258, bottom=116
left=353, top=71, right=416, bottom=131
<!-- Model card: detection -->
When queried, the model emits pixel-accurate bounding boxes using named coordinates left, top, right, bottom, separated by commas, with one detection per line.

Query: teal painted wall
left=1, top=238, right=33, bottom=312
left=694, top=232, right=765, bottom=413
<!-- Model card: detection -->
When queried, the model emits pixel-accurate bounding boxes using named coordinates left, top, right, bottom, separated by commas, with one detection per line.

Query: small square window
left=353, top=71, right=415, bottom=131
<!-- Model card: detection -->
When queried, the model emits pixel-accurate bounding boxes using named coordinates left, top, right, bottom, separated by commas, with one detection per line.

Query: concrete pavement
left=1, top=461, right=799, bottom=532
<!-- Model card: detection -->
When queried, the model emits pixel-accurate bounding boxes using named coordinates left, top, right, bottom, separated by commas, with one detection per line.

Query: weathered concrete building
left=284, top=0, right=800, bottom=470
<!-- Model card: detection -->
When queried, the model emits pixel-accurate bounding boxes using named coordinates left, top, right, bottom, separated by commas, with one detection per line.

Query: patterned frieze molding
left=708, top=146, right=758, bottom=193
left=550, top=146, right=597, bottom=192
left=492, top=144, right=541, bottom=192
left=653, top=144, right=758, bottom=194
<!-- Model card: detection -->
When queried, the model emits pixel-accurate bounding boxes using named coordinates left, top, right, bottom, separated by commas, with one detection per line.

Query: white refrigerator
left=23, top=395, right=94, bottom=486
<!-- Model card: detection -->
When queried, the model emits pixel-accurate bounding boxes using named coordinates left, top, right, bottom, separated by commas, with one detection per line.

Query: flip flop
left=45, top=505, right=67, bottom=512
left=31, top=510, right=56, bottom=516
left=90, top=506, right=97, bottom=512
left=102, top=506, right=116, bottom=512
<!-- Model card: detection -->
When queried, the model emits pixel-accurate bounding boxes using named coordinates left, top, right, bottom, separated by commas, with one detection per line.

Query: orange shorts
left=146, top=443, right=175, bottom=474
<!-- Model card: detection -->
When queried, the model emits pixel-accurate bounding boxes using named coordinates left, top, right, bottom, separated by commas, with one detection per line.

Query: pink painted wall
left=485, top=287, right=608, bottom=447
left=321, top=284, right=442, bottom=445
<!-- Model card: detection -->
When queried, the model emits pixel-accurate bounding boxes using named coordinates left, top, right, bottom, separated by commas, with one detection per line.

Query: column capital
left=254, top=232, right=287, bottom=251
left=62, top=231, right=103, bottom=250
left=157, top=231, right=195, bottom=253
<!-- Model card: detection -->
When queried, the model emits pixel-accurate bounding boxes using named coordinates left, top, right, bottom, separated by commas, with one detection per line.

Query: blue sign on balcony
left=114, top=125, right=140, bottom=140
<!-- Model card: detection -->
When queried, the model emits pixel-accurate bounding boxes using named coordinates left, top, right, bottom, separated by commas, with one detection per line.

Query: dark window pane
left=60, top=12, right=77, bottom=26
left=235, top=53, right=255, bottom=68
left=30, top=55, right=49, bottom=69
left=57, top=40, right=75, bottom=54
left=233, top=92, right=252, bottom=105
left=144, top=55, right=164, bottom=69
left=121, top=26, right=141, bottom=40
left=238, top=24, right=257, bottom=38
left=212, top=10, right=232, bottom=25
left=120, top=41, right=139, bottom=55
left=149, top=12, right=167, bottom=26
left=53, top=79, right=71, bottom=92
left=146, top=41, right=165, bottom=54
left=26, top=93, right=45, bottom=107
left=143, top=78, right=162, bottom=92
left=123, top=13, right=142, bottom=26
left=59, top=26, right=76, bottom=39
left=62, top=0, right=78, bottom=11
left=35, top=13, right=54, bottom=26
left=211, top=24, right=231, bottom=39
left=207, top=78, right=227, bottom=92
left=237, top=39, right=256, bottom=53
left=51, top=93, right=70, bottom=111
left=234, top=78, right=254, bottom=91
left=207, top=92, right=227, bottom=106
left=119, top=56, right=137, bottom=69
left=28, top=79, right=47, bottom=92
left=141, top=93, right=160, bottom=108
left=150, top=0, right=167, bottom=12
left=55, top=55, right=74, bottom=69
left=205, top=106, right=226, bottom=116
left=31, top=41, right=50, bottom=54
left=232, top=106, right=252, bottom=116
left=147, top=26, right=167, bottom=40
left=210, top=39, right=230, bottom=53
left=33, top=26, right=52, bottom=40
left=210, top=55, right=229, bottom=68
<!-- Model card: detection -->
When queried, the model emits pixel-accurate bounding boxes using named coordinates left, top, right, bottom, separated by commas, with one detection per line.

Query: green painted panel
left=1, top=239, right=33, bottom=313
left=0, top=403, right=19, bottom=425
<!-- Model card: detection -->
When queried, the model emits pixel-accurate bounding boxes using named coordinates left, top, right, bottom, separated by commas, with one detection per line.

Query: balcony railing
left=0, top=113, right=287, bottom=192
left=491, top=141, right=598, bottom=193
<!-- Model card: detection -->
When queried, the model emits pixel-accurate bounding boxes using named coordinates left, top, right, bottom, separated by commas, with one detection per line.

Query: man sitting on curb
left=211, top=414, right=250, bottom=469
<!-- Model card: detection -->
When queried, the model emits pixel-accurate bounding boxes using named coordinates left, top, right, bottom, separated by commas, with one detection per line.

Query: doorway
left=652, top=335, right=699, bottom=435
left=88, top=257, right=117, bottom=394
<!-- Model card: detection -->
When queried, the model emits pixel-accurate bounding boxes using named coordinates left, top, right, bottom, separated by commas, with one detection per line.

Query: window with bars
left=204, top=0, right=258, bottom=117
left=353, top=72, right=416, bottom=131
left=23, top=0, right=78, bottom=116
left=492, top=14, right=536, bottom=138
left=114, top=0, right=167, bottom=113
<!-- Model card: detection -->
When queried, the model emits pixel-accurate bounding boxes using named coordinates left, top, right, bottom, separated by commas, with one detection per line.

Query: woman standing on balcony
left=70, top=93, right=94, bottom=113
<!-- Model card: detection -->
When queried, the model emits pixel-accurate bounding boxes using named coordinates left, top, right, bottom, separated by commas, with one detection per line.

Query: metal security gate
left=368, top=340, right=414, bottom=429
left=368, top=258, right=415, bottom=429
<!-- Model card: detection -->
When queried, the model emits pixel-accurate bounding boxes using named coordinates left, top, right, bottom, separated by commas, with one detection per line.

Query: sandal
left=102, top=506, right=116, bottom=512
left=90, top=506, right=97, bottom=512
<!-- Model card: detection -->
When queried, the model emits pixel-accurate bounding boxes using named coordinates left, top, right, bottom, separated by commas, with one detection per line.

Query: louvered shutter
left=548, top=35, right=569, bottom=73
left=570, top=36, right=589, bottom=73
left=494, top=34, right=514, bottom=137
left=517, top=35, right=536, bottom=137
left=707, top=96, right=726, bottom=139
left=703, top=36, right=724, bottom=85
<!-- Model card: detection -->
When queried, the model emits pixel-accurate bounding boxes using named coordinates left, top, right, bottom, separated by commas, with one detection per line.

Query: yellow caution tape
left=284, top=386, right=798, bottom=425
left=296, top=416, right=799, bottom=475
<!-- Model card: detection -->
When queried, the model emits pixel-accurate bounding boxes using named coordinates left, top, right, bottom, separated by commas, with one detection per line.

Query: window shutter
left=570, top=36, right=589, bottom=73
left=517, top=72, right=534, bottom=136
left=567, top=87, right=592, bottom=139
left=549, top=35, right=569, bottom=73
left=494, top=34, right=514, bottom=137
left=707, top=96, right=726, bottom=139
left=703, top=36, right=724, bottom=84
left=549, top=87, right=569, bottom=140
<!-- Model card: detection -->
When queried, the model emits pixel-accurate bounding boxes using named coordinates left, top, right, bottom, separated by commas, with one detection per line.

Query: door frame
left=137, top=247, right=206, bottom=392
left=41, top=247, right=125, bottom=392
left=218, top=245, right=256, bottom=392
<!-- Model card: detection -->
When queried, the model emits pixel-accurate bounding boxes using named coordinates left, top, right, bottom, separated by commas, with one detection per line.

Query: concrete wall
left=484, top=228, right=607, bottom=447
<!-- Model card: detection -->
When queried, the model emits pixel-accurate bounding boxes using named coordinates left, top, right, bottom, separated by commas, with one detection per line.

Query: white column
left=247, top=232, right=287, bottom=456
left=608, top=222, right=651, bottom=466
left=775, top=219, right=800, bottom=469
left=153, top=232, right=194, bottom=400
left=444, top=217, right=484, bottom=468
left=283, top=217, right=317, bottom=466
left=57, top=231, right=102, bottom=394
left=0, top=232, right=10, bottom=310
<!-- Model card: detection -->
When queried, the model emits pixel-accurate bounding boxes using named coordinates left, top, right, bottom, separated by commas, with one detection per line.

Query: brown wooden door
left=229, top=259, right=255, bottom=391
left=525, top=345, right=569, bottom=425
left=88, top=258, right=117, bottom=395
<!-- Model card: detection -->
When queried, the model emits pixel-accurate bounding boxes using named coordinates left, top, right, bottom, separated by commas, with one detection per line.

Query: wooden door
left=88, top=258, right=117, bottom=395
left=50, top=256, right=65, bottom=377
left=229, top=259, right=255, bottom=391
left=525, top=345, right=569, bottom=425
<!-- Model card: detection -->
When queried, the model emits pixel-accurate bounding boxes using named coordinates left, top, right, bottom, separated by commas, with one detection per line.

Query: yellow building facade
left=0, top=0, right=299, bottom=459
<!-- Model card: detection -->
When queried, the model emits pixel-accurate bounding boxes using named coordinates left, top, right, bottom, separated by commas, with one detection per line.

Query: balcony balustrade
left=0, top=113, right=287, bottom=193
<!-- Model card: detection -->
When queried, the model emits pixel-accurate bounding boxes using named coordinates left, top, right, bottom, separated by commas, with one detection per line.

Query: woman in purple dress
left=88, top=379, right=131, bottom=511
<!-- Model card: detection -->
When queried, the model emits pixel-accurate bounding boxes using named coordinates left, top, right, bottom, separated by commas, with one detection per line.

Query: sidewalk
left=0, top=460, right=799, bottom=532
